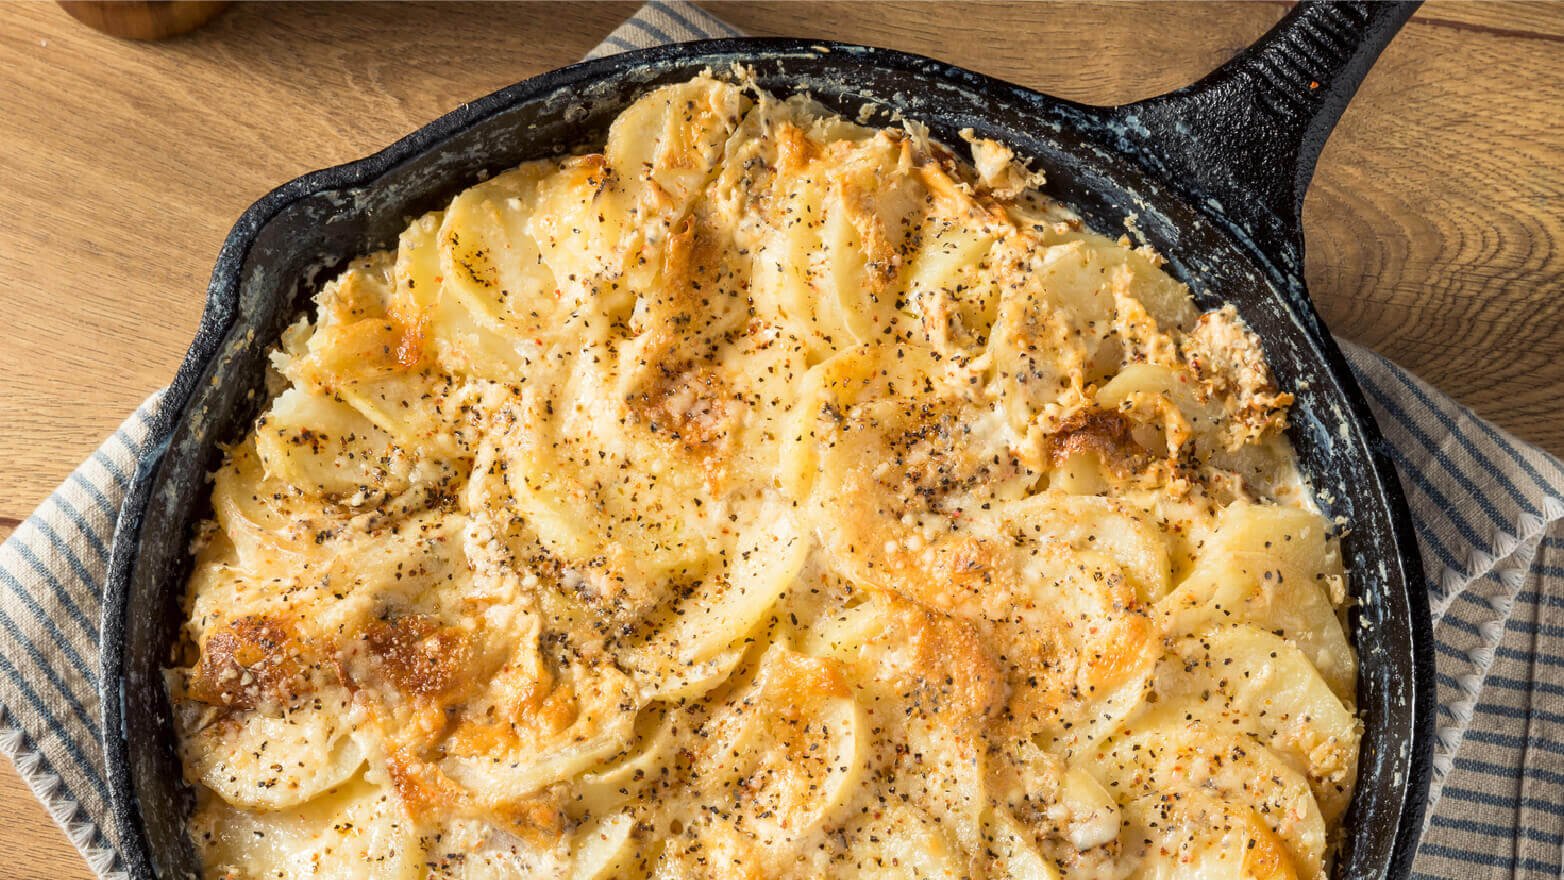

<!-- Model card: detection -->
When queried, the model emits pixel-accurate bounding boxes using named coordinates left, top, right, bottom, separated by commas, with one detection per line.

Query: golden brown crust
left=185, top=615, right=316, bottom=712
left=360, top=615, right=475, bottom=700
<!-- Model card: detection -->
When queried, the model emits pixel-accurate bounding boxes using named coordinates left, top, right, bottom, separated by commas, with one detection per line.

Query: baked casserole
left=170, top=75, right=1360, bottom=880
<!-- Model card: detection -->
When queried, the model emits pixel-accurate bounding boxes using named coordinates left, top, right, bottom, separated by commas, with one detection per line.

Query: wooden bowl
left=58, top=1, right=229, bottom=41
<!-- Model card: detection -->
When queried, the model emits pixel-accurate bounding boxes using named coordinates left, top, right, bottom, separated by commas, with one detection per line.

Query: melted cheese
left=173, top=75, right=1360, bottom=880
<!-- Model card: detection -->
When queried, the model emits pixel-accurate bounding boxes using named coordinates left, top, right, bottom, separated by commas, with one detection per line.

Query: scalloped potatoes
left=171, top=74, right=1359, bottom=880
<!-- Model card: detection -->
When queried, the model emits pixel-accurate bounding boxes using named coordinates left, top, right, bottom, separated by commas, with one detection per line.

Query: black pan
left=101, top=3, right=1434, bottom=878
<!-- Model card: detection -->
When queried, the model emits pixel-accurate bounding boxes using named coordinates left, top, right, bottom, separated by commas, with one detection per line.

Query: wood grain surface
left=0, top=1, right=1559, bottom=874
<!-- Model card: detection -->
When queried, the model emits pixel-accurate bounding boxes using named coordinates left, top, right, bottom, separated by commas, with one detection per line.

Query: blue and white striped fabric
left=2, top=3, right=1560, bottom=878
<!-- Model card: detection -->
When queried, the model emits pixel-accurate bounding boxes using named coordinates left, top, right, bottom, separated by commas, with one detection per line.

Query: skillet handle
left=1112, top=1, right=1419, bottom=273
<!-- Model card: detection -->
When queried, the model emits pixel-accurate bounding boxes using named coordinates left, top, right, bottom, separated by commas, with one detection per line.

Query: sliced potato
left=175, top=686, right=363, bottom=811
left=1159, top=503, right=1355, bottom=700
left=1090, top=712, right=1327, bottom=876
left=190, top=776, right=423, bottom=879
left=695, top=645, right=867, bottom=853
left=1146, top=625, right=1360, bottom=824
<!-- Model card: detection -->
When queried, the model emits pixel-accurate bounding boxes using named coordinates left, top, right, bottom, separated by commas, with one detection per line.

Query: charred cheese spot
left=186, top=615, right=317, bottom=712
left=1047, top=408, right=1147, bottom=474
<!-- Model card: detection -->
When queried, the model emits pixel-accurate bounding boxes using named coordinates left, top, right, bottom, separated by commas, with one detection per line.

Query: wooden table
left=0, top=1, right=1559, bottom=874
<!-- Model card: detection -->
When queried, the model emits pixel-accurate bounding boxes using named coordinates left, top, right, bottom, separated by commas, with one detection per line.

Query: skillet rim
left=100, top=35, right=1434, bottom=880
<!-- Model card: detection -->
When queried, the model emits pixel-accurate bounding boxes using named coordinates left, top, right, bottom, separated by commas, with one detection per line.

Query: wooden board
left=0, top=1, right=1558, bottom=874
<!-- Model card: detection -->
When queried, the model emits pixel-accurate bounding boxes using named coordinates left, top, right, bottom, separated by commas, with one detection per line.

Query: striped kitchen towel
left=2, top=2, right=1560, bottom=878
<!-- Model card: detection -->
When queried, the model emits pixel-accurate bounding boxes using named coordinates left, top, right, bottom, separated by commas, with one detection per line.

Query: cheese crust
left=171, top=74, right=1360, bottom=880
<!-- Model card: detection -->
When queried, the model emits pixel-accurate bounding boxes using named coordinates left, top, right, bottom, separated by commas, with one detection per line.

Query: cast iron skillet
left=102, top=3, right=1434, bottom=877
